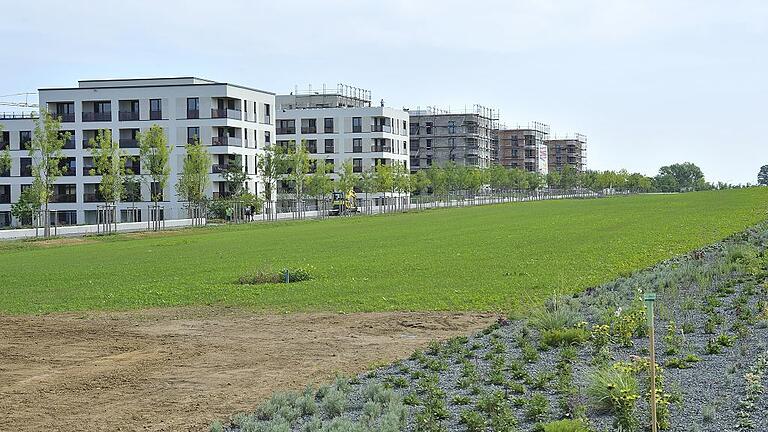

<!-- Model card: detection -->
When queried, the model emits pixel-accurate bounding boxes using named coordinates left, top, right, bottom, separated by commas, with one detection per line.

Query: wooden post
left=644, top=292, right=658, bottom=432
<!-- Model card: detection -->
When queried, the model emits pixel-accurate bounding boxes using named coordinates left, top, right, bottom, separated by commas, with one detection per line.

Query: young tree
left=426, top=164, right=447, bottom=205
left=337, top=160, right=360, bottom=197
left=410, top=169, right=430, bottom=208
left=257, top=144, right=286, bottom=219
left=285, top=140, right=311, bottom=218
left=546, top=170, right=562, bottom=190
left=393, top=162, right=410, bottom=211
left=11, top=181, right=43, bottom=226
left=305, top=160, right=334, bottom=215
left=757, top=165, right=768, bottom=186
left=29, top=109, right=69, bottom=236
left=526, top=171, right=544, bottom=193
left=177, top=139, right=211, bottom=215
left=559, top=164, right=580, bottom=190
left=487, top=164, right=507, bottom=199
left=220, top=155, right=248, bottom=197
left=90, top=129, right=127, bottom=207
left=359, top=167, right=377, bottom=214
left=374, top=162, right=394, bottom=212
left=137, top=124, right=171, bottom=205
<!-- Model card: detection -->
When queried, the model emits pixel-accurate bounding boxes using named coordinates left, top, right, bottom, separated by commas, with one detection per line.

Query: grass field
left=1, top=188, right=766, bottom=315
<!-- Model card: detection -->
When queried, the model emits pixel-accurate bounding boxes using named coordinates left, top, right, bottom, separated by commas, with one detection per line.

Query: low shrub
left=587, top=366, right=639, bottom=431
left=238, top=265, right=314, bottom=285
left=541, top=327, right=589, bottom=348
left=459, top=410, right=486, bottom=432
left=541, top=419, right=590, bottom=432
left=525, top=392, right=550, bottom=423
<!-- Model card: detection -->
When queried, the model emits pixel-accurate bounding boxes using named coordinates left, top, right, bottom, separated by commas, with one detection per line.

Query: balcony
left=150, top=110, right=162, bottom=120
left=187, top=109, right=199, bottom=119
left=119, top=111, right=140, bottom=121
left=263, top=115, right=271, bottom=124
left=371, top=145, right=392, bottom=153
left=56, top=113, right=75, bottom=123
left=371, top=125, right=392, bottom=133
left=83, top=193, right=102, bottom=203
left=211, top=108, right=242, bottom=120
left=212, top=164, right=231, bottom=174
left=119, top=139, right=139, bottom=148
left=301, top=126, right=317, bottom=134
left=82, top=112, right=112, bottom=122
left=211, top=136, right=242, bottom=147
left=52, top=194, right=77, bottom=203
left=276, top=127, right=296, bottom=135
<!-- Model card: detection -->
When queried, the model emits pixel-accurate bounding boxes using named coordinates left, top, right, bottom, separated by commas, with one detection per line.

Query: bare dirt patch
left=0, top=307, right=495, bottom=431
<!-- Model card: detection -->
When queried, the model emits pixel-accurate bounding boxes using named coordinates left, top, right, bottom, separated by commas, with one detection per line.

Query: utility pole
left=644, top=292, right=658, bottom=432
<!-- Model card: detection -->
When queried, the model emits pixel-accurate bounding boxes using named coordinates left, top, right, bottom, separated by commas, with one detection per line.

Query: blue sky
left=1, top=0, right=765, bottom=183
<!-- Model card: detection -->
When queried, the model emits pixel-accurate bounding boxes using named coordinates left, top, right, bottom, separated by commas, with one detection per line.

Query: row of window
left=277, top=117, right=407, bottom=135
left=49, top=99, right=272, bottom=123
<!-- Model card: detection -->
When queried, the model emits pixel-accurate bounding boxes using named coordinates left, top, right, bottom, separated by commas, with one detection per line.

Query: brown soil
left=0, top=307, right=495, bottom=431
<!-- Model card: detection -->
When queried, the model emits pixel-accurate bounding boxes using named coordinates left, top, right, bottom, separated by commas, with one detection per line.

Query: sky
left=1, top=0, right=766, bottom=184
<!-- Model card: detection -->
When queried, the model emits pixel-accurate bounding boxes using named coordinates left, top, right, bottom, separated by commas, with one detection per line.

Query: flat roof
left=38, top=76, right=275, bottom=95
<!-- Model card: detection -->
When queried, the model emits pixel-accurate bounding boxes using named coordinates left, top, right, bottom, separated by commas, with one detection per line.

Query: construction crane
left=0, top=93, right=39, bottom=108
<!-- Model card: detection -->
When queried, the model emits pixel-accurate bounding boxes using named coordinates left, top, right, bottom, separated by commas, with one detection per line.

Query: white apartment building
left=0, top=77, right=275, bottom=227
left=275, top=86, right=409, bottom=208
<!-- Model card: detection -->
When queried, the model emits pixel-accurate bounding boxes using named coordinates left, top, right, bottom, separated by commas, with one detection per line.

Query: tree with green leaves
left=177, top=139, right=211, bottom=218
left=427, top=164, right=448, bottom=206
left=655, top=162, right=706, bottom=192
left=559, top=164, right=580, bottom=190
left=257, top=144, right=286, bottom=219
left=359, top=166, right=377, bottom=214
left=487, top=164, right=508, bottom=200
left=337, top=160, right=360, bottom=197
left=393, top=162, right=410, bottom=211
left=526, top=171, right=544, bottom=193
left=220, top=155, right=248, bottom=197
left=410, top=169, right=430, bottom=209
left=759, top=165, right=768, bottom=186
left=29, top=109, right=69, bottom=236
left=285, top=140, right=311, bottom=218
left=374, top=162, right=394, bottom=212
left=90, top=129, right=127, bottom=208
left=305, top=159, right=334, bottom=216
left=546, top=170, right=562, bottom=190
left=11, top=181, right=43, bottom=226
left=137, top=124, right=171, bottom=205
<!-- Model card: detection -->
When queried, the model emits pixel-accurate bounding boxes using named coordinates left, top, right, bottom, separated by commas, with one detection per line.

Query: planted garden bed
left=213, top=224, right=768, bottom=432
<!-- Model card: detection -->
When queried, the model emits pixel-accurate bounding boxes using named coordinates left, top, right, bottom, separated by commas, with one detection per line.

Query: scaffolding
left=281, top=83, right=372, bottom=109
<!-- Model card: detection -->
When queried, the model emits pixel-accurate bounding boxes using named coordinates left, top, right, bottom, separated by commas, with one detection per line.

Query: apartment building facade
left=408, top=106, right=498, bottom=172
left=497, top=122, right=550, bottom=175
left=546, top=134, right=587, bottom=173
left=275, top=88, right=409, bottom=207
left=0, top=77, right=275, bottom=227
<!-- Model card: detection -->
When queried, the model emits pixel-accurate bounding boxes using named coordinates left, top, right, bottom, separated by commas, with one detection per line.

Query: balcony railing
left=83, top=193, right=103, bottom=203
left=82, top=112, right=112, bottom=122
left=276, top=127, right=296, bottom=134
left=119, top=138, right=139, bottom=148
left=263, top=115, right=271, bottom=124
left=212, top=164, right=231, bottom=174
left=119, top=111, right=140, bottom=121
left=56, top=113, right=75, bottom=123
left=52, top=193, right=77, bottom=203
left=211, top=136, right=242, bottom=147
left=150, top=110, right=162, bottom=120
left=301, top=126, right=317, bottom=134
left=187, top=109, right=199, bottom=119
left=371, top=145, right=392, bottom=153
left=211, top=108, right=242, bottom=120
left=353, top=145, right=362, bottom=153
left=371, top=125, right=392, bottom=133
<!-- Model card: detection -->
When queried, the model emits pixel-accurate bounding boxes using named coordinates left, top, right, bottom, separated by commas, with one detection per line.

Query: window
left=353, top=158, right=363, bottom=173
left=187, top=98, right=199, bottom=119
left=426, top=156, right=432, bottom=167
left=426, top=139, right=432, bottom=150
left=306, top=139, right=317, bottom=154
left=264, top=103, right=271, bottom=123
left=264, top=131, right=271, bottom=145
left=325, top=159, right=334, bottom=173
left=448, top=121, right=456, bottom=134
left=277, top=119, right=295, bottom=134
left=187, top=127, right=200, bottom=144
left=150, top=99, right=162, bottom=120
left=301, top=118, right=317, bottom=134
left=94, top=101, right=110, bottom=113
left=20, top=158, right=32, bottom=177
left=151, top=182, right=164, bottom=201
left=353, top=138, right=362, bottom=153
left=129, top=100, right=139, bottom=113
left=324, top=139, right=334, bottom=153
left=410, top=157, right=420, bottom=167
left=352, top=117, right=362, bottom=133
left=324, top=118, right=334, bottom=133
left=426, top=122, right=433, bottom=135
left=20, top=131, right=32, bottom=149
left=410, top=139, right=419, bottom=152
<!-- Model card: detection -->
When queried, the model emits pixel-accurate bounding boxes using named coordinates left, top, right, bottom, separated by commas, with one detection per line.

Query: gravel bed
left=220, top=224, right=768, bottom=432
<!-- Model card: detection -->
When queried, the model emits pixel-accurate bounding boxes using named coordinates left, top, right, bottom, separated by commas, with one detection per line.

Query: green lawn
left=1, top=189, right=766, bottom=315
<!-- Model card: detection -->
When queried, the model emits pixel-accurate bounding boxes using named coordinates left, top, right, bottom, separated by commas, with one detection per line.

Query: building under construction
left=545, top=134, right=587, bottom=173
left=497, top=122, right=550, bottom=175
left=408, top=105, right=499, bottom=172
left=276, top=84, right=372, bottom=110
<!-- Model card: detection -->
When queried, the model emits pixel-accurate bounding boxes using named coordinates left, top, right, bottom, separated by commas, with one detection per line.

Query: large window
left=325, top=159, right=334, bottom=173
left=353, top=138, right=362, bottom=153
left=150, top=99, right=162, bottom=120
left=324, top=118, right=334, bottom=133
left=187, top=98, right=199, bottom=119
left=306, top=140, right=317, bottom=154
left=353, top=158, right=362, bottom=173
left=352, top=117, right=362, bottom=133
left=324, top=139, right=334, bottom=153
left=187, top=127, right=200, bottom=144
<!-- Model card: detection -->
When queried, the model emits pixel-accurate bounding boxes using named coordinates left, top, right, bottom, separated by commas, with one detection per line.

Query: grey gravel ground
left=222, top=224, right=768, bottom=432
